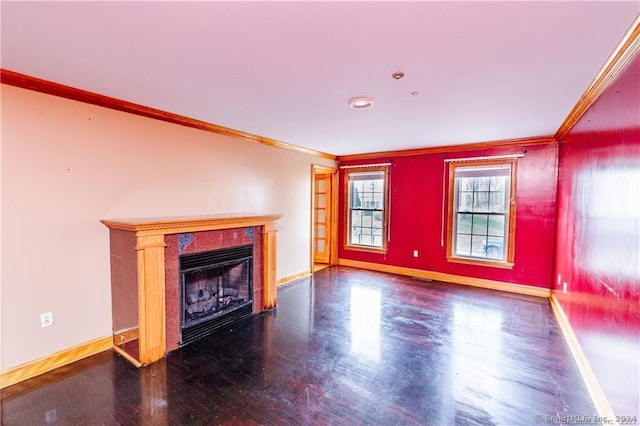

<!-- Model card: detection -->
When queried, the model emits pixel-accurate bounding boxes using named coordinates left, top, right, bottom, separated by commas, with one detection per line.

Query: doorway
left=311, top=165, right=337, bottom=272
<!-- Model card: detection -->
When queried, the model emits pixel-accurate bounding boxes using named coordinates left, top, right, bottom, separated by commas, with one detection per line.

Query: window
left=345, top=166, right=389, bottom=251
left=447, top=159, right=516, bottom=267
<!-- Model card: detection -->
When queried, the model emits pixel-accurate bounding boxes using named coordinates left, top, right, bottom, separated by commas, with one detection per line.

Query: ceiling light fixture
left=348, top=97, right=375, bottom=109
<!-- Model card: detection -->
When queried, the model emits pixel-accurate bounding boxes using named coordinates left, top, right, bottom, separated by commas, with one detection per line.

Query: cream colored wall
left=0, top=84, right=335, bottom=370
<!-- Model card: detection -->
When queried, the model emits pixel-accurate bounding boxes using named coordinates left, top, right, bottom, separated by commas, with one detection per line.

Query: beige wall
left=0, top=84, right=335, bottom=370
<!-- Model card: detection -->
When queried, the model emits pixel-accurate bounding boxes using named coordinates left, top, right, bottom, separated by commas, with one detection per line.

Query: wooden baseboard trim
left=0, top=336, right=112, bottom=389
left=112, top=344, right=143, bottom=368
left=337, top=258, right=550, bottom=298
left=277, top=269, right=312, bottom=286
left=549, top=293, right=616, bottom=421
left=113, top=326, right=139, bottom=345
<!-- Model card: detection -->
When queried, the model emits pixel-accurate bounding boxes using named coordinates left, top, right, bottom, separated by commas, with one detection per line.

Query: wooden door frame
left=311, top=165, right=338, bottom=270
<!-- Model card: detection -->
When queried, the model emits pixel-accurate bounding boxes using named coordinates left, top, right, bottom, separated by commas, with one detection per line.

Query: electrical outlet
left=40, top=312, right=54, bottom=328
left=45, top=410, right=58, bottom=423
left=413, top=250, right=419, bottom=257
left=563, top=282, right=568, bottom=294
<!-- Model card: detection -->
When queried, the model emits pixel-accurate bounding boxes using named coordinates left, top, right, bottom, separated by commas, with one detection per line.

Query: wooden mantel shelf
left=101, top=213, right=282, bottom=366
left=100, top=213, right=283, bottom=235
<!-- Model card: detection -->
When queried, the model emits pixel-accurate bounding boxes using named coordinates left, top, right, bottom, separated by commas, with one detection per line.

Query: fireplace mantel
left=101, top=213, right=283, bottom=234
left=101, top=213, right=282, bottom=366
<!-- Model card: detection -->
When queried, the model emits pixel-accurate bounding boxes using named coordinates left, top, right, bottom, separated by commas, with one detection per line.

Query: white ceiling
left=2, top=1, right=638, bottom=156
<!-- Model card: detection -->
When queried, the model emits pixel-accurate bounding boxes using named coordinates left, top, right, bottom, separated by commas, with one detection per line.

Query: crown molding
left=555, top=14, right=640, bottom=141
left=1, top=69, right=336, bottom=160
left=337, top=136, right=557, bottom=162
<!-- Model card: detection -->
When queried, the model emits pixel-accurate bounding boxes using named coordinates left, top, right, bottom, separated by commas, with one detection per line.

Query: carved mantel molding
left=101, top=213, right=283, bottom=235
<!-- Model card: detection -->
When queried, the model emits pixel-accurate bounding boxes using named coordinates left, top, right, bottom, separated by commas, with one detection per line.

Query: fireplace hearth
left=180, top=244, right=253, bottom=344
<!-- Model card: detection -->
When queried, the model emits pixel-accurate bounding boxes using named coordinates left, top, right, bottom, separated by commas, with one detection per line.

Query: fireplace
left=101, top=214, right=281, bottom=367
left=180, top=244, right=253, bottom=345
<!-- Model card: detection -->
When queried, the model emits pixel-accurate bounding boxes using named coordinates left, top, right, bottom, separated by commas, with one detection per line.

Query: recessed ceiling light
left=348, top=97, right=375, bottom=109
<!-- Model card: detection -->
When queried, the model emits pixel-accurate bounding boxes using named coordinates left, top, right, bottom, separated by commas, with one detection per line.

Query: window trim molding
left=445, top=255, right=515, bottom=270
left=343, top=165, right=390, bottom=254
left=445, top=158, right=517, bottom=267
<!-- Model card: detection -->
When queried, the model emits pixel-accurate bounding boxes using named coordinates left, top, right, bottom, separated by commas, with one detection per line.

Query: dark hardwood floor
left=2, top=266, right=595, bottom=425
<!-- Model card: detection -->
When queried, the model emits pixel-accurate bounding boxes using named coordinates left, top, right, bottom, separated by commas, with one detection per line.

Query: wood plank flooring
left=1, top=266, right=595, bottom=425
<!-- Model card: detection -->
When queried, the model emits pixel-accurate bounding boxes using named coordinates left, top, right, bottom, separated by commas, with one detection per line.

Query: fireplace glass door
left=180, top=244, right=253, bottom=344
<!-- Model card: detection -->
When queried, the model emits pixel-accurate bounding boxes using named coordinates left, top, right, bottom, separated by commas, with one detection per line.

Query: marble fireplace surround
left=101, top=214, right=282, bottom=366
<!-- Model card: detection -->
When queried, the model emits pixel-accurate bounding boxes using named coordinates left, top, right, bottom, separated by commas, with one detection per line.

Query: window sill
left=344, top=244, right=388, bottom=255
left=446, top=256, right=514, bottom=270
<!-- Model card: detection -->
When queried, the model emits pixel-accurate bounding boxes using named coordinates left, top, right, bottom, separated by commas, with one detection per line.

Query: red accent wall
left=338, top=140, right=559, bottom=289
left=554, top=53, right=640, bottom=416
